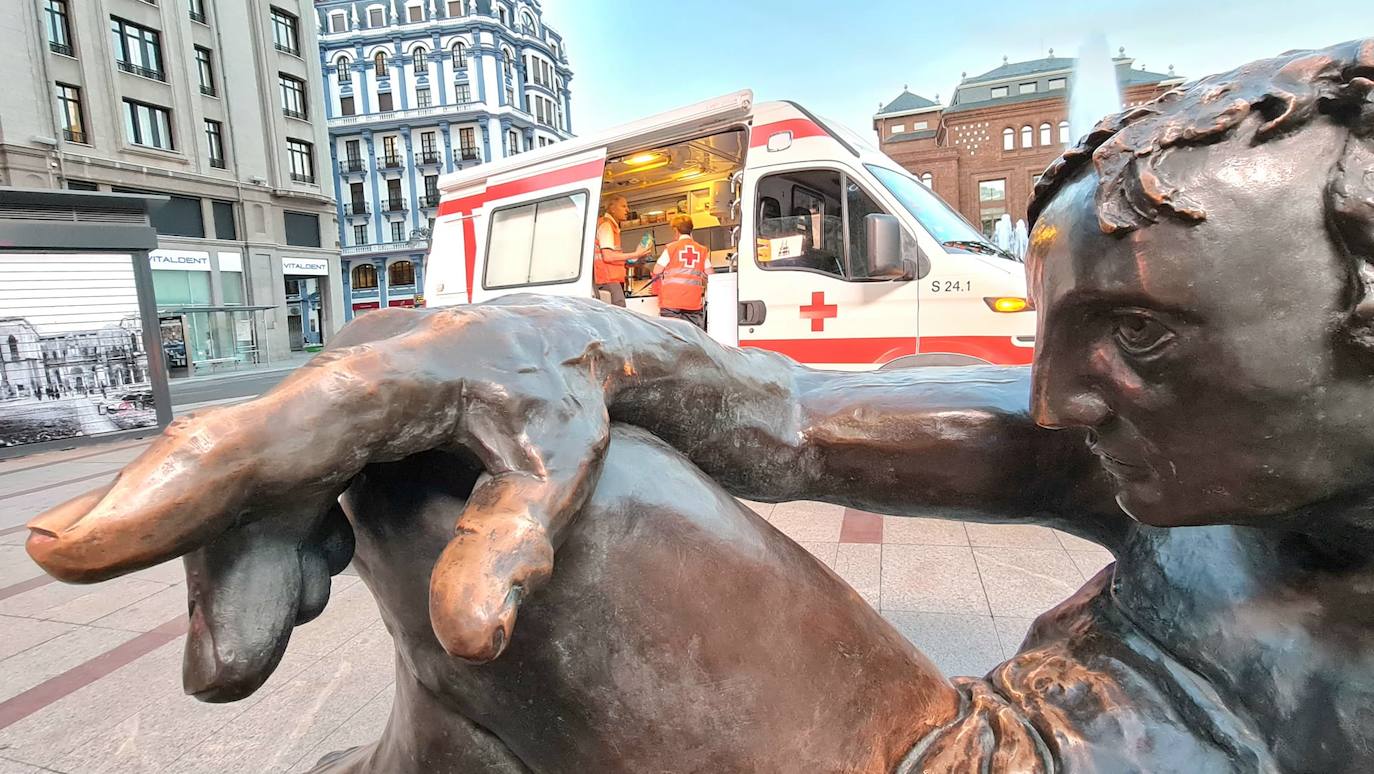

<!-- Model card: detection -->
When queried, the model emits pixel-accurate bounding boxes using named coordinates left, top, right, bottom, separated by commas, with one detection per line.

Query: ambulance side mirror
left=864, top=213, right=904, bottom=279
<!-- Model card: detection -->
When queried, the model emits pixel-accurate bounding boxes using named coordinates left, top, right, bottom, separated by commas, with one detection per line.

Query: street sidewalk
left=0, top=428, right=1112, bottom=773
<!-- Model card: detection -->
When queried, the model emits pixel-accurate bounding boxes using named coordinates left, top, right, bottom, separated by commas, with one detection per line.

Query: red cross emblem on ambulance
left=679, top=244, right=702, bottom=269
left=800, top=291, right=838, bottom=332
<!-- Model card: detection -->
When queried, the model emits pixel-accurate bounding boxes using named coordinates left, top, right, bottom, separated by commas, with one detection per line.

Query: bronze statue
left=24, top=39, right=1374, bottom=772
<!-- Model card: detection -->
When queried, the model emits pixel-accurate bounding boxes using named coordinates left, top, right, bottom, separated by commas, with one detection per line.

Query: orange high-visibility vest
left=593, top=214, right=625, bottom=284
left=657, top=237, right=712, bottom=311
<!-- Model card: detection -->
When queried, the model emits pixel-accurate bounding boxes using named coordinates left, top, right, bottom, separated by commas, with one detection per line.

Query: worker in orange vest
left=594, top=194, right=650, bottom=307
left=651, top=214, right=713, bottom=330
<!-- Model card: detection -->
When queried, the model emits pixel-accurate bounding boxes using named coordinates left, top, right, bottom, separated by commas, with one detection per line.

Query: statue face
left=1027, top=123, right=1374, bottom=526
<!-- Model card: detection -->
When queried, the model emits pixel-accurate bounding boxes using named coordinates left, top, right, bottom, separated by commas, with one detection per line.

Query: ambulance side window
left=483, top=191, right=588, bottom=289
left=755, top=169, right=890, bottom=281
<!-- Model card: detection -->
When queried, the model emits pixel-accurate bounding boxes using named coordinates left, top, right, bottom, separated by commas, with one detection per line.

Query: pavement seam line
left=0, top=440, right=150, bottom=479
left=0, top=470, right=117, bottom=503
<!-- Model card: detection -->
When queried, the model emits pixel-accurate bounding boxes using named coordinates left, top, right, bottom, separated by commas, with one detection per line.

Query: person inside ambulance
left=593, top=194, right=651, bottom=307
left=651, top=214, right=713, bottom=330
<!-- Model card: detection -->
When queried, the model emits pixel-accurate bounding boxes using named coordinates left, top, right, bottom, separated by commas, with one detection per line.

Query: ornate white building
left=314, top=0, right=574, bottom=317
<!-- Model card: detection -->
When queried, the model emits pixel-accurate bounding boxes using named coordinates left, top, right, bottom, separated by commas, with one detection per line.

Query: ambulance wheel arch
left=879, top=352, right=991, bottom=369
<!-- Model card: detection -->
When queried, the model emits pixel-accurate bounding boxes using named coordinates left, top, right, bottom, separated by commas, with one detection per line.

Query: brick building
left=874, top=51, right=1182, bottom=236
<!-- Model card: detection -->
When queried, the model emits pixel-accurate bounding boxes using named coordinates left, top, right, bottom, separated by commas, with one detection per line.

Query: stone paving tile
left=767, top=501, right=844, bottom=543
left=993, top=616, right=1037, bottom=658
left=833, top=544, right=881, bottom=609
left=737, top=499, right=775, bottom=521
left=0, top=755, right=49, bottom=773
left=881, top=516, right=969, bottom=546
left=881, top=545, right=990, bottom=615
left=287, top=577, right=379, bottom=657
left=0, top=459, right=128, bottom=495
left=0, top=626, right=138, bottom=703
left=1, top=478, right=118, bottom=529
left=1054, top=529, right=1108, bottom=552
left=125, top=559, right=189, bottom=586
left=883, top=611, right=1004, bottom=679
left=964, top=522, right=1064, bottom=550
left=795, top=541, right=838, bottom=570
left=168, top=622, right=396, bottom=773
left=291, top=682, right=396, bottom=772
left=974, top=547, right=1084, bottom=618
left=1068, top=550, right=1115, bottom=581
left=0, top=547, right=45, bottom=589
left=0, top=530, right=29, bottom=547
left=34, top=578, right=168, bottom=626
left=0, top=615, right=77, bottom=662
left=839, top=510, right=883, bottom=543
left=91, top=583, right=188, bottom=633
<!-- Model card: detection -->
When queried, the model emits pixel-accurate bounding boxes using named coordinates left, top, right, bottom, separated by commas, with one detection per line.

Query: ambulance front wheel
left=879, top=353, right=992, bottom=369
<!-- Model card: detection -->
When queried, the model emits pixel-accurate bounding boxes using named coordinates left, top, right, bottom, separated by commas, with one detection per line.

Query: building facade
left=874, top=51, right=1182, bottom=236
left=0, top=0, right=344, bottom=376
left=313, top=0, right=573, bottom=318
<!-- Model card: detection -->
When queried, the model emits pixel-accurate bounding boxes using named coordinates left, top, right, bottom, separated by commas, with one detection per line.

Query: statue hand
left=26, top=301, right=614, bottom=699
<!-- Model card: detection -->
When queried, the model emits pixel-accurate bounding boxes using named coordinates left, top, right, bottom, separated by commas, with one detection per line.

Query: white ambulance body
left=423, top=90, right=1035, bottom=369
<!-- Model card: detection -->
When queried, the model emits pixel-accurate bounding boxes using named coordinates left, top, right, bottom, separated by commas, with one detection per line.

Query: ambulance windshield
left=866, top=165, right=1006, bottom=258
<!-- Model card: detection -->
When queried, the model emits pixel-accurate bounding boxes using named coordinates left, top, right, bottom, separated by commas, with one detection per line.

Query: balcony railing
left=63, top=129, right=86, bottom=144
left=200, top=84, right=216, bottom=97
left=415, top=151, right=442, bottom=166
left=274, top=42, right=299, bottom=56
left=420, top=194, right=441, bottom=208
left=379, top=155, right=403, bottom=170
left=339, top=158, right=365, bottom=173
left=49, top=42, right=74, bottom=57
left=189, top=10, right=207, bottom=23
left=283, top=107, right=308, bottom=120
left=344, top=202, right=370, bottom=216
left=116, top=60, right=164, bottom=81
left=290, top=172, right=315, bottom=183
left=382, top=198, right=406, bottom=212
left=458, top=148, right=480, bottom=161
left=210, top=158, right=225, bottom=169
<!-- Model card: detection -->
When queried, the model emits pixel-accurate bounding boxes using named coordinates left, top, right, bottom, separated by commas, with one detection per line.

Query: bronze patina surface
left=25, top=39, right=1374, bottom=772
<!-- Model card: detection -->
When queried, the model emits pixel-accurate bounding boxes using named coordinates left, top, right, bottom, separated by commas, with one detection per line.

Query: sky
left=540, top=0, right=1369, bottom=140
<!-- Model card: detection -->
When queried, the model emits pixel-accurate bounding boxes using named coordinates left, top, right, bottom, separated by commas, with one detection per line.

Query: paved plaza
left=0, top=428, right=1113, bottom=773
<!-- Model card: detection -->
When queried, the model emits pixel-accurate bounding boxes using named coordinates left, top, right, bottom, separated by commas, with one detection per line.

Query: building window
left=406, top=2, right=423, bottom=22
left=498, top=6, right=507, bottom=25
left=382, top=135, right=399, bottom=166
left=890, top=124, right=905, bottom=135
left=912, top=121, right=928, bottom=131
left=270, top=7, right=299, bottom=54
left=459, top=127, right=477, bottom=159
left=420, top=131, right=437, bottom=158
left=328, top=11, right=346, bottom=32
left=367, top=6, right=385, bottom=26
left=484, top=192, right=588, bottom=288
left=455, top=83, right=471, bottom=103
left=353, top=226, right=369, bottom=248
left=979, top=179, right=1006, bottom=202
left=285, top=211, right=320, bottom=246
left=287, top=139, right=314, bottom=183
left=55, top=83, right=86, bottom=144
left=374, top=51, right=389, bottom=77
left=447, top=0, right=464, bottom=16
left=1020, top=125, right=1032, bottom=148
left=990, top=85, right=1008, bottom=98
left=110, top=18, right=164, bottom=80
left=416, top=87, right=431, bottom=108
left=1048, top=77, right=1067, bottom=91
left=508, top=129, right=520, bottom=155
left=377, top=91, right=393, bottom=112
left=1002, top=127, right=1014, bottom=151
left=345, top=139, right=361, bottom=165
left=46, top=0, right=74, bottom=56
left=520, top=10, right=535, bottom=33
left=412, top=46, right=427, bottom=70
left=213, top=200, right=236, bottom=239
left=279, top=74, right=307, bottom=119
left=189, top=0, right=207, bottom=24
left=920, top=172, right=933, bottom=187
left=390, top=221, right=405, bottom=242
left=452, top=42, right=466, bottom=67
left=1019, top=82, right=1037, bottom=95
left=1059, top=120, right=1071, bottom=144
left=336, top=55, right=352, bottom=83
left=205, top=119, right=225, bottom=168
left=195, top=47, right=215, bottom=96
left=353, top=262, right=377, bottom=286
left=1039, top=122, right=1052, bottom=146
left=340, top=95, right=355, bottom=116
left=122, top=99, right=174, bottom=150
left=423, top=174, right=438, bottom=202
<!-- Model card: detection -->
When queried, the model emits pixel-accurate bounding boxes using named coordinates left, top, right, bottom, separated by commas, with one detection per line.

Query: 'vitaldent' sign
left=283, top=257, right=329, bottom=276
left=150, top=249, right=211, bottom=271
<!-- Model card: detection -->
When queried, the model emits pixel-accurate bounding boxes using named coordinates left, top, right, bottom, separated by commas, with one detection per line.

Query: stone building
left=313, top=0, right=574, bottom=318
left=874, top=50, right=1182, bottom=236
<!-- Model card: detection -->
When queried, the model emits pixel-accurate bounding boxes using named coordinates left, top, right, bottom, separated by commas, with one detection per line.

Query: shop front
left=149, top=249, right=273, bottom=377
left=282, top=257, right=330, bottom=352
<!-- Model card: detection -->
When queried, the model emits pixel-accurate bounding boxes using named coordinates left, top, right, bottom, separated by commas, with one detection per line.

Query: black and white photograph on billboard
left=0, top=253, right=156, bottom=448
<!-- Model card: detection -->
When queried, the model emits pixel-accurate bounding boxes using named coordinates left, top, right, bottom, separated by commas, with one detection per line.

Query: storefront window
left=152, top=268, right=213, bottom=306
left=222, top=270, right=245, bottom=305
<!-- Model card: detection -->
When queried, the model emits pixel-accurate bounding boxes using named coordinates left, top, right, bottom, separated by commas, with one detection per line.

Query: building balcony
left=327, top=103, right=482, bottom=130
left=274, top=43, right=299, bottom=56
left=200, top=84, right=216, bottom=97
left=379, top=155, right=404, bottom=170
left=419, top=194, right=441, bottom=209
left=49, top=42, right=74, bottom=57
left=415, top=151, right=442, bottom=167
left=283, top=107, right=308, bottom=120
left=383, top=198, right=406, bottom=212
left=290, top=172, right=315, bottom=184
left=344, top=201, right=370, bottom=216
left=210, top=157, right=225, bottom=169
left=341, top=236, right=428, bottom=256
left=339, top=158, right=366, bottom=174
left=457, top=147, right=481, bottom=162
left=189, top=9, right=207, bottom=23
left=115, top=60, right=164, bottom=81
left=62, top=129, right=87, bottom=144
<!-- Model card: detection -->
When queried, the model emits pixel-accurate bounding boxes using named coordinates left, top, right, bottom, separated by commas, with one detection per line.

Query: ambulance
left=422, top=90, right=1035, bottom=369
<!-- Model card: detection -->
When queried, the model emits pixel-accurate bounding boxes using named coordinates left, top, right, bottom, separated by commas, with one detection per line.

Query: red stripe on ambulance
left=739, top=336, right=1033, bottom=366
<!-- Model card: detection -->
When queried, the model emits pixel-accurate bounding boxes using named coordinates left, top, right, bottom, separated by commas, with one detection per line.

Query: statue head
left=1026, top=39, right=1374, bottom=527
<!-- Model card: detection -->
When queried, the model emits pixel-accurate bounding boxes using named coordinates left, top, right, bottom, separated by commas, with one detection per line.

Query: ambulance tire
left=879, top=353, right=991, bottom=369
